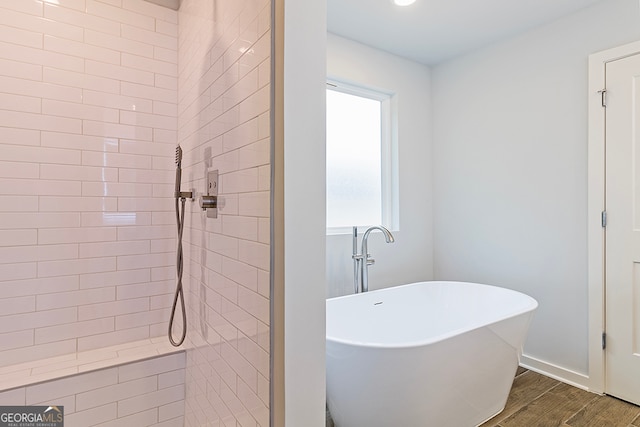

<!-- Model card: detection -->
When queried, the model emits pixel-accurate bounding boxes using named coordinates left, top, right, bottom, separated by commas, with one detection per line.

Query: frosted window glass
left=326, top=89, right=382, bottom=228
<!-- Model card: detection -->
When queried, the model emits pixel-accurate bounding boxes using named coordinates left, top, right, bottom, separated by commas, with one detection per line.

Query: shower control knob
left=199, top=195, right=217, bottom=210
left=200, top=170, right=219, bottom=218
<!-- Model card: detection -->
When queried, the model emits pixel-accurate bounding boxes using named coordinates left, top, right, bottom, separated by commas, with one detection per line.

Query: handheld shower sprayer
left=175, top=145, right=182, bottom=198
left=169, top=145, right=192, bottom=347
left=174, top=146, right=191, bottom=200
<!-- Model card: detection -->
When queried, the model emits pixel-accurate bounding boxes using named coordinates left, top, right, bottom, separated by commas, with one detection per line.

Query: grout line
left=563, top=392, right=600, bottom=425
left=523, top=370, right=563, bottom=401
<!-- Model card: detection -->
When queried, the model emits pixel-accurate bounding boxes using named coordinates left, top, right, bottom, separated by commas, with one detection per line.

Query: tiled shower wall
left=0, top=352, right=186, bottom=427
left=177, top=0, right=271, bottom=425
left=0, top=0, right=179, bottom=366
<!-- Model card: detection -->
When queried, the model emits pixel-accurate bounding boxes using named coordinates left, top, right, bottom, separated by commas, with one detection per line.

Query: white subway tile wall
left=0, top=0, right=178, bottom=365
left=0, top=0, right=272, bottom=424
left=0, top=352, right=185, bottom=427
left=178, top=0, right=271, bottom=425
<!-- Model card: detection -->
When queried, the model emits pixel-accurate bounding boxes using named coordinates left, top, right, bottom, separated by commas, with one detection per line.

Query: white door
left=605, top=52, right=640, bottom=405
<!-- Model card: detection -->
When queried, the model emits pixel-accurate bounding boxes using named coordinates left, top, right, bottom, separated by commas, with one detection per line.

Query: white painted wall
left=280, top=0, right=327, bottom=425
left=432, top=0, right=640, bottom=381
left=326, top=34, right=433, bottom=297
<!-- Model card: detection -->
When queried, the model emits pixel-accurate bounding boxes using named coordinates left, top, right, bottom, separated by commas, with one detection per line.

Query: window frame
left=325, top=79, right=398, bottom=235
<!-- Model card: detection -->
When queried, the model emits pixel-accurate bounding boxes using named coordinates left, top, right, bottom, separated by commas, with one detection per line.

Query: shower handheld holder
left=176, top=190, right=193, bottom=199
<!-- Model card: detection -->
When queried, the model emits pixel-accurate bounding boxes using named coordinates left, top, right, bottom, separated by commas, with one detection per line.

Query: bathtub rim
left=326, top=280, right=538, bottom=350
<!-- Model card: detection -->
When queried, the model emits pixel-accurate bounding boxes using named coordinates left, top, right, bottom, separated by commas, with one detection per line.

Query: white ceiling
left=327, top=0, right=605, bottom=65
left=145, top=0, right=605, bottom=64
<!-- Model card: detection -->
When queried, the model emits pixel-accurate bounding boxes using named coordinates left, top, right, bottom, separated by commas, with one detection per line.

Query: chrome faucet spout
left=352, top=225, right=395, bottom=293
left=362, top=225, right=394, bottom=245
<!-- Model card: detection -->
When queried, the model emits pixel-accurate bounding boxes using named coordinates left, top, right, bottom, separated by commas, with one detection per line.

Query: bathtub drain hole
left=374, top=301, right=383, bottom=305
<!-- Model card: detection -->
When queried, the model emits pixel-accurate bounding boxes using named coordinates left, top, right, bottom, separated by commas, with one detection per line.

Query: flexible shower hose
left=168, top=196, right=187, bottom=346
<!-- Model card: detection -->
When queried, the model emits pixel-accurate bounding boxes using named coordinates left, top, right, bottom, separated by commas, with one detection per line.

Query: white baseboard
left=520, top=354, right=597, bottom=393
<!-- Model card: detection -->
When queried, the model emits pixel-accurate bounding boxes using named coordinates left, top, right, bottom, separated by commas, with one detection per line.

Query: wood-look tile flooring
left=481, top=367, right=640, bottom=427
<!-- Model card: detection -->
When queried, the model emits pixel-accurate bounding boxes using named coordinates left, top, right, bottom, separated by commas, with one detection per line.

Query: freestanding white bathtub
left=326, top=281, right=538, bottom=427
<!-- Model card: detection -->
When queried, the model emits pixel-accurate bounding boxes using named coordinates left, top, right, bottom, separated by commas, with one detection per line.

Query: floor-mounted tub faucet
left=352, top=225, right=395, bottom=293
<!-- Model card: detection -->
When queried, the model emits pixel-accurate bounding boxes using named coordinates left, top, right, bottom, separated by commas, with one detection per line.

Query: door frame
left=588, top=39, right=640, bottom=395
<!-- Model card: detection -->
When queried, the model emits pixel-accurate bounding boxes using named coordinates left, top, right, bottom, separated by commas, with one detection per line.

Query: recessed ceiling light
left=393, top=0, right=416, bottom=6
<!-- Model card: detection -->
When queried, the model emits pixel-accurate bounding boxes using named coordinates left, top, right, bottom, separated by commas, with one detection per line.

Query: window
left=326, top=81, right=396, bottom=234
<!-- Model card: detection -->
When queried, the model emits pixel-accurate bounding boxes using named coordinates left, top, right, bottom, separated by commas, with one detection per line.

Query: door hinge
left=601, top=210, right=607, bottom=228
left=598, top=89, right=607, bottom=107
left=602, top=332, right=607, bottom=350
